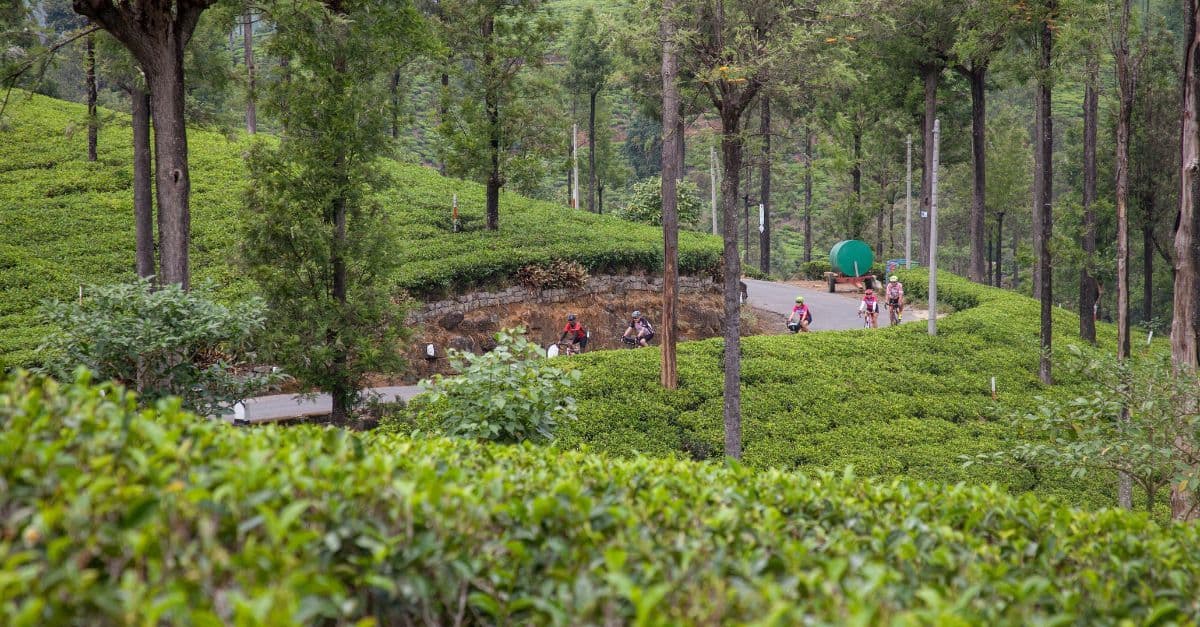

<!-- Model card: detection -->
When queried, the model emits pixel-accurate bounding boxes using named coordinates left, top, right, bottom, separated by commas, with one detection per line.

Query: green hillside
left=0, top=92, right=720, bottom=370
left=549, top=272, right=1161, bottom=510
left=4, top=372, right=1199, bottom=625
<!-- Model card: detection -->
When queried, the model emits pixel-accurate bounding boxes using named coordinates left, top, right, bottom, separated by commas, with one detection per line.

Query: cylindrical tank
left=829, top=240, right=874, bottom=277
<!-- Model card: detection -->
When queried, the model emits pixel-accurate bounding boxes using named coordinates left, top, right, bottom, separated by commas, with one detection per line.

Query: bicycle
left=887, top=299, right=902, bottom=326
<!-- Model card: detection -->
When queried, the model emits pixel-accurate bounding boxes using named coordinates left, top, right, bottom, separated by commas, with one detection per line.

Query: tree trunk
left=330, top=159, right=350, bottom=425
left=876, top=200, right=884, bottom=256
left=145, top=55, right=191, bottom=289
left=244, top=10, right=256, bottom=134
left=1116, top=0, right=1134, bottom=363
left=720, top=110, right=744, bottom=460
left=439, top=71, right=449, bottom=176
left=660, top=0, right=679, bottom=390
left=743, top=162, right=752, bottom=265
left=920, top=66, right=940, bottom=265
left=852, top=128, right=862, bottom=241
left=131, top=88, right=154, bottom=279
left=804, top=124, right=813, bottom=263
left=759, top=97, right=771, bottom=274
left=1144, top=222, right=1155, bottom=321
left=676, top=117, right=686, bottom=179
left=965, top=65, right=987, bottom=283
left=1081, top=68, right=1098, bottom=343
left=1032, top=86, right=1044, bottom=294
left=86, top=30, right=97, bottom=162
left=588, top=90, right=598, bottom=213
left=483, top=13, right=500, bottom=231
left=1037, top=7, right=1054, bottom=386
left=1171, top=0, right=1200, bottom=522
left=389, top=69, right=401, bottom=139
left=995, top=212, right=1005, bottom=287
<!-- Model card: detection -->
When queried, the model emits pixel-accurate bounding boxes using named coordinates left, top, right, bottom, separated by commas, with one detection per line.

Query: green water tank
left=829, top=240, right=874, bottom=277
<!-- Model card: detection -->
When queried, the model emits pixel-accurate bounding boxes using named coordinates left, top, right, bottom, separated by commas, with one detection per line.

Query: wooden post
left=928, top=120, right=940, bottom=336
left=659, top=0, right=679, bottom=390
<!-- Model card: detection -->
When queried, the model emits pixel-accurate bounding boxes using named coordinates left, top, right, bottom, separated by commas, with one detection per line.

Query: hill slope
left=0, top=92, right=720, bottom=370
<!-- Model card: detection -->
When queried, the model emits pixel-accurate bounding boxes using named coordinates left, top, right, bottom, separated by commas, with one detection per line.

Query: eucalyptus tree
left=72, top=0, right=221, bottom=289
left=566, top=7, right=612, bottom=213
left=437, top=0, right=558, bottom=231
left=243, top=0, right=424, bottom=425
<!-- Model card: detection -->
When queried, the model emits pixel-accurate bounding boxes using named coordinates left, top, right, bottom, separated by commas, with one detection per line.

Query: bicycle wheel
left=889, top=307, right=899, bottom=326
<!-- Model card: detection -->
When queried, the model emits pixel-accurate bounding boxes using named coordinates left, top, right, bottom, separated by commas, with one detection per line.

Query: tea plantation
left=553, top=271, right=1157, bottom=510
left=0, top=92, right=721, bottom=370
left=3, top=371, right=1199, bottom=625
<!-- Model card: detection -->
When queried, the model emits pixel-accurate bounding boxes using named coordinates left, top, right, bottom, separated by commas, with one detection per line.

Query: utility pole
left=572, top=124, right=579, bottom=208
left=710, top=145, right=719, bottom=235
left=905, top=134, right=912, bottom=270
left=928, top=120, right=940, bottom=336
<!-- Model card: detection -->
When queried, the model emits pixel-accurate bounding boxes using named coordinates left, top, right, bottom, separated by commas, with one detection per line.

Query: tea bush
left=4, top=371, right=1200, bottom=625
left=0, top=92, right=721, bottom=370
left=557, top=271, right=1165, bottom=509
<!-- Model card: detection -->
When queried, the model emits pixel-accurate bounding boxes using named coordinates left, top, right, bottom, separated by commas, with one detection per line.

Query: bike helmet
left=794, top=296, right=804, bottom=303
left=567, top=313, right=577, bottom=321
left=889, top=275, right=898, bottom=282
left=631, top=310, right=641, bottom=319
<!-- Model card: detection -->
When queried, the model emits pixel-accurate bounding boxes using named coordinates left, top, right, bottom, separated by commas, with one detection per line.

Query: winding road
left=223, top=279, right=889, bottom=424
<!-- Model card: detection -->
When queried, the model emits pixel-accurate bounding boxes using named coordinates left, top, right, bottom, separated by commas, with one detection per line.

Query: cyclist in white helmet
left=623, top=310, right=655, bottom=347
left=885, top=275, right=905, bottom=323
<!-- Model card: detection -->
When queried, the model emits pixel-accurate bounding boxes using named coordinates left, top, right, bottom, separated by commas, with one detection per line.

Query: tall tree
left=759, top=96, right=771, bottom=274
left=1036, top=0, right=1056, bottom=386
left=566, top=7, right=612, bottom=214
left=85, top=28, right=96, bottom=161
left=245, top=0, right=422, bottom=424
left=1171, top=0, right=1200, bottom=521
left=243, top=7, right=255, bottom=134
left=660, top=0, right=679, bottom=390
left=438, top=0, right=557, bottom=230
left=953, top=0, right=1011, bottom=283
left=73, top=0, right=219, bottom=289
left=1080, top=52, right=1099, bottom=343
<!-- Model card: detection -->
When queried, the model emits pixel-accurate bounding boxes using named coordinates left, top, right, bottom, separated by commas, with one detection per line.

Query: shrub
left=516, top=259, right=589, bottom=290
left=612, top=175, right=703, bottom=227
left=4, top=371, right=1200, bottom=624
left=414, top=327, right=580, bottom=443
left=796, top=260, right=832, bottom=280
left=38, top=279, right=281, bottom=416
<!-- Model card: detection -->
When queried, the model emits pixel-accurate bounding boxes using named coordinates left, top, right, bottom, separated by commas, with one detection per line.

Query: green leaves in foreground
left=3, top=371, right=1200, bottom=624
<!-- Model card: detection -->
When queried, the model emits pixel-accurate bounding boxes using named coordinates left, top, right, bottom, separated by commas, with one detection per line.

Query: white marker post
left=928, top=120, right=940, bottom=336
left=905, top=134, right=912, bottom=270
left=758, top=203, right=764, bottom=233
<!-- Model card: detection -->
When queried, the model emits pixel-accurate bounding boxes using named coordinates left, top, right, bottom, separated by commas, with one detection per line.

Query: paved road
left=222, top=385, right=422, bottom=425
left=744, top=278, right=868, bottom=331
left=228, top=279, right=894, bottom=424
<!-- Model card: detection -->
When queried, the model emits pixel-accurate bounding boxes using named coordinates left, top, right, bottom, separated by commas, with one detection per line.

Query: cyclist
left=885, top=275, right=905, bottom=324
left=623, top=310, right=655, bottom=347
left=787, top=295, right=812, bottom=333
left=858, top=288, right=881, bottom=329
left=559, top=313, right=588, bottom=353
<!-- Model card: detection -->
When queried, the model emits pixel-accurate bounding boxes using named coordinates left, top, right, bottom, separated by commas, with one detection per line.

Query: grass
left=0, top=91, right=721, bottom=370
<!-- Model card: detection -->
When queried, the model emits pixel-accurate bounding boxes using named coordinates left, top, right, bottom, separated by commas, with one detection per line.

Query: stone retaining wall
left=407, top=273, right=718, bottom=324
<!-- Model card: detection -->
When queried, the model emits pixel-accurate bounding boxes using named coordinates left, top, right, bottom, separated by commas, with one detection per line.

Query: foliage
left=242, top=0, right=423, bottom=419
left=613, top=175, right=702, bottom=227
left=565, top=7, right=612, bottom=97
left=414, top=327, right=580, bottom=443
left=516, top=259, right=589, bottom=290
left=968, top=349, right=1200, bottom=514
left=796, top=260, right=833, bottom=279
left=37, top=279, right=278, bottom=416
left=557, top=271, right=1171, bottom=509
left=0, top=92, right=721, bottom=370
left=5, top=370, right=1200, bottom=624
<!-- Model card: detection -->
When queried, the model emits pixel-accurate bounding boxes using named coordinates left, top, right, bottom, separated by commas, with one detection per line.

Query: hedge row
left=0, top=92, right=722, bottom=369
left=556, top=271, right=1163, bottom=510
left=3, top=372, right=1199, bottom=625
